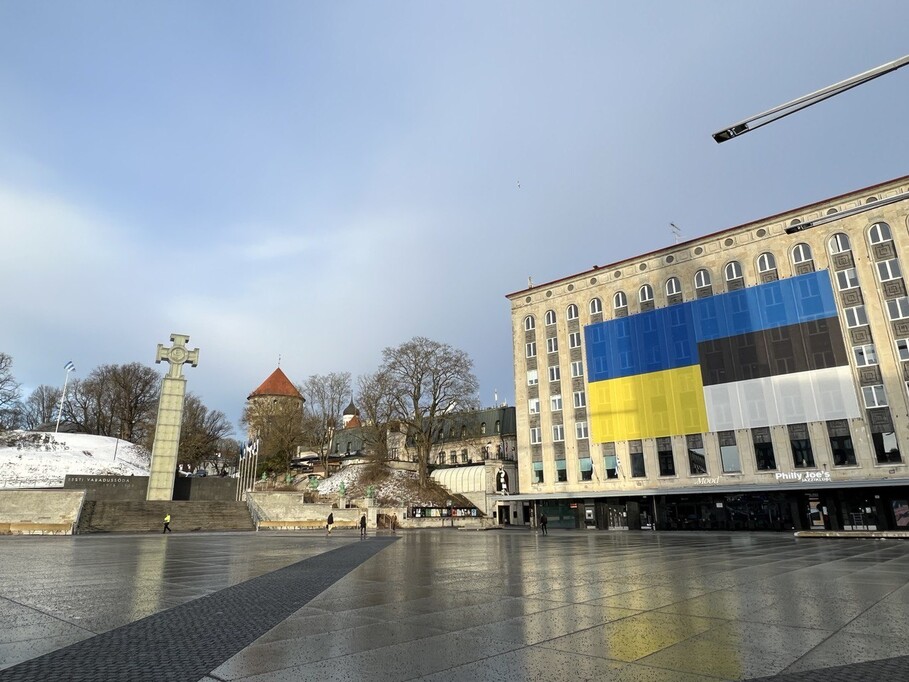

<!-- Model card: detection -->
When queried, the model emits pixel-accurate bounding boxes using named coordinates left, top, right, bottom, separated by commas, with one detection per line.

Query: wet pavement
left=1, top=529, right=909, bottom=680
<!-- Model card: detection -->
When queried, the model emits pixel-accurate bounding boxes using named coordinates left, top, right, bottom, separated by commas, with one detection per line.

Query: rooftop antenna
left=670, top=222, right=682, bottom=244
left=277, top=354, right=281, bottom=367
left=494, top=389, right=498, bottom=405
left=528, top=276, right=533, bottom=288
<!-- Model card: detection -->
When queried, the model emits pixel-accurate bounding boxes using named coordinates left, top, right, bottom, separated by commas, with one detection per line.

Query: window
left=753, top=427, right=776, bottom=470
left=827, top=420, right=856, bottom=466
left=836, top=268, right=859, bottom=290
left=873, top=430, right=902, bottom=463
left=757, top=252, right=776, bottom=272
left=438, top=451, right=445, bottom=465
left=526, top=369, right=538, bottom=386
left=480, top=422, right=486, bottom=435
left=589, top=298, right=603, bottom=314
left=869, top=221, right=892, bottom=244
left=863, top=384, right=888, bottom=408
left=613, top=291, right=627, bottom=309
left=528, top=398, right=540, bottom=415
left=724, top=261, right=743, bottom=281
left=878, top=258, right=902, bottom=283
left=695, top=269, right=711, bottom=288
left=897, top=339, right=909, bottom=361
left=576, top=421, right=589, bottom=439
left=548, top=366, right=561, bottom=382
left=570, top=360, right=584, bottom=377
left=790, top=424, right=815, bottom=468
left=665, top=277, right=681, bottom=296
left=639, top=284, right=654, bottom=303
left=579, top=457, right=593, bottom=481
left=845, top=305, right=869, bottom=327
left=529, top=427, right=541, bottom=445
left=718, top=431, right=741, bottom=473
left=495, top=420, right=501, bottom=433
left=556, top=459, right=567, bottom=482
left=657, top=437, right=675, bottom=476
left=853, top=344, right=878, bottom=367
left=523, top=315, right=535, bottom=331
left=573, top=391, right=586, bottom=408
left=533, top=461, right=544, bottom=483
left=687, top=434, right=707, bottom=475
left=568, top=332, right=581, bottom=349
left=525, top=342, right=536, bottom=358
left=461, top=448, right=468, bottom=463
left=828, top=233, right=851, bottom=254
left=550, top=394, right=562, bottom=411
left=629, top=440, right=645, bottom=477
left=888, top=297, right=909, bottom=321
left=603, top=443, right=619, bottom=479
left=553, top=425, right=565, bottom=442
left=566, top=304, right=579, bottom=320
left=545, top=310, right=556, bottom=326
left=546, top=337, right=558, bottom=353
left=792, top=243, right=813, bottom=264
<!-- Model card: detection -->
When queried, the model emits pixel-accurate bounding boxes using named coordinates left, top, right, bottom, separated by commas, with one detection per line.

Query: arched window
left=544, top=310, right=556, bottom=326
left=639, top=284, right=654, bottom=303
left=757, top=252, right=777, bottom=273
left=694, top=269, right=711, bottom=288
left=495, top=420, right=501, bottom=433
left=523, top=315, right=535, bottom=331
left=613, top=291, right=627, bottom=309
left=828, top=233, right=851, bottom=255
left=725, top=261, right=743, bottom=281
left=792, top=243, right=813, bottom=264
left=480, top=422, right=486, bottom=435
left=566, top=304, right=578, bottom=320
left=589, top=298, right=603, bottom=314
left=460, top=426, right=467, bottom=438
left=869, top=222, right=892, bottom=244
left=665, top=277, right=681, bottom=296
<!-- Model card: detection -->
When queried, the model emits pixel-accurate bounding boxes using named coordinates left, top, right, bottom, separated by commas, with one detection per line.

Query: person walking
left=391, top=513, right=398, bottom=534
left=163, top=513, right=172, bottom=534
left=359, top=514, right=367, bottom=538
left=326, top=511, right=334, bottom=536
left=540, top=513, right=548, bottom=536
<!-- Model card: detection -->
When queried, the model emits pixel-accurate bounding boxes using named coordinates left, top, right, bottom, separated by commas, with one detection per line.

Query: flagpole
left=55, top=362, right=75, bottom=434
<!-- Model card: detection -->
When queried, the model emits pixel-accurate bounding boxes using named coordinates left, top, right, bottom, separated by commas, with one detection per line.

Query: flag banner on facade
left=64, top=361, right=75, bottom=372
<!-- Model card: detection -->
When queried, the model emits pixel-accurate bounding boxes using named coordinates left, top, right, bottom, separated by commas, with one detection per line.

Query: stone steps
left=77, top=500, right=255, bottom=533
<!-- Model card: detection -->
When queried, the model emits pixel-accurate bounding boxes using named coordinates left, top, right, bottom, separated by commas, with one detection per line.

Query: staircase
left=77, top=500, right=255, bottom=534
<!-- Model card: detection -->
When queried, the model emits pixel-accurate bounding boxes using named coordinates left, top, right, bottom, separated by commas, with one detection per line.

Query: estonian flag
left=64, top=361, right=75, bottom=372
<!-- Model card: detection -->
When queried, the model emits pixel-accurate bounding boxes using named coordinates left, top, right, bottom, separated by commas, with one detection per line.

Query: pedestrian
left=163, top=513, right=172, bottom=534
left=359, top=514, right=367, bottom=538
left=391, top=513, right=398, bottom=534
left=326, top=511, right=334, bottom=536
left=540, top=513, right=548, bottom=535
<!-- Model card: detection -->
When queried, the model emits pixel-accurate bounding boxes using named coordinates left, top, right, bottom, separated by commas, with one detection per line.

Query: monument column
left=146, top=333, right=200, bottom=501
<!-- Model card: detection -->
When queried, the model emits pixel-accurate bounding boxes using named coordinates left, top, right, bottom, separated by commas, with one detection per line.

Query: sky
left=2, top=2, right=909, bottom=434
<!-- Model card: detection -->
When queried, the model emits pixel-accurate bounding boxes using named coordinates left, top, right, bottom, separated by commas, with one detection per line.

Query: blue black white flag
left=64, top=361, right=75, bottom=372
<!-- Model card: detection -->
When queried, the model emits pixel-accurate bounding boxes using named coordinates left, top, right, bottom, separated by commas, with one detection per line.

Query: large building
left=507, top=175, right=909, bottom=532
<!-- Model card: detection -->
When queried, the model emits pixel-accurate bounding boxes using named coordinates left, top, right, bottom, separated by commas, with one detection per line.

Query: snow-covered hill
left=0, top=431, right=150, bottom=488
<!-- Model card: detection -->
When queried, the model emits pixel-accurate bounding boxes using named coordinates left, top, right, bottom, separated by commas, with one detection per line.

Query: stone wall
left=0, top=490, right=85, bottom=534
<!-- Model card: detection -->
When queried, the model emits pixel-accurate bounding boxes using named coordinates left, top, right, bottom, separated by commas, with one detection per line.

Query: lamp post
left=54, top=361, right=75, bottom=434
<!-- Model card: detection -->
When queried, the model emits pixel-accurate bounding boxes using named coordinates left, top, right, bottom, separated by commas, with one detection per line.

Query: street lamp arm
left=713, top=54, right=909, bottom=143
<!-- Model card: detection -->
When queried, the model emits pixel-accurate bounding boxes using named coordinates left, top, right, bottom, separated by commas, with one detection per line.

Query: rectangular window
left=548, top=366, right=561, bottom=382
left=573, top=391, right=586, bottom=408
left=530, top=427, right=541, bottom=445
left=568, top=332, right=581, bottom=349
left=546, top=337, right=558, bottom=353
left=863, top=384, right=888, bottom=408
left=789, top=423, right=815, bottom=468
left=525, top=342, right=536, bottom=358
left=845, top=305, right=869, bottom=327
left=873, top=431, right=902, bottom=464
left=887, top=297, right=909, bottom=321
left=603, top=443, right=619, bottom=479
left=528, top=398, right=540, bottom=415
left=836, top=267, right=859, bottom=290
left=552, top=425, right=565, bottom=442
left=575, top=421, right=589, bottom=439
left=579, top=457, right=593, bottom=481
left=898, top=339, right=909, bottom=362
left=686, top=434, right=707, bottom=475
left=718, top=430, right=741, bottom=473
left=752, top=426, right=776, bottom=470
left=556, top=459, right=567, bottom=482
left=853, top=344, right=878, bottom=367
left=878, top=258, right=903, bottom=283
left=550, top=394, right=562, bottom=411
left=533, top=461, right=544, bottom=484
left=527, top=369, right=538, bottom=386
left=438, top=452, right=445, bottom=465
left=657, top=437, right=675, bottom=476
left=827, top=420, right=856, bottom=466
left=570, top=360, right=584, bottom=378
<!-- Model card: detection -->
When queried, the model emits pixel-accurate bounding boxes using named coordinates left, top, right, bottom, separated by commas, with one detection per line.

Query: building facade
left=507, top=175, right=909, bottom=532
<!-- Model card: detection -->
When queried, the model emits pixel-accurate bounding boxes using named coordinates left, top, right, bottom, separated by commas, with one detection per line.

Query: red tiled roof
left=247, top=368, right=303, bottom=400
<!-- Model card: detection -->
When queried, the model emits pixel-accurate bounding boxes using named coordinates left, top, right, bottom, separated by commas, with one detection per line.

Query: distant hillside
left=0, top=431, right=150, bottom=488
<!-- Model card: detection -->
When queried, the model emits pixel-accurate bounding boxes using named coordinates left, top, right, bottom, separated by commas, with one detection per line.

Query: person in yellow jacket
left=163, top=513, right=172, bottom=534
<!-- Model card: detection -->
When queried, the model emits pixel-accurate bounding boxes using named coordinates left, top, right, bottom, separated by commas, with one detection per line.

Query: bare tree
left=301, top=372, right=351, bottom=475
left=356, top=370, right=396, bottom=462
left=0, top=353, right=22, bottom=430
left=378, top=337, right=480, bottom=486
left=178, top=393, right=234, bottom=470
left=21, top=385, right=62, bottom=430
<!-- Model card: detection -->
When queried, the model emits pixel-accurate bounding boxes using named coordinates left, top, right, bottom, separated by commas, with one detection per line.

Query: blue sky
left=2, top=2, right=909, bottom=432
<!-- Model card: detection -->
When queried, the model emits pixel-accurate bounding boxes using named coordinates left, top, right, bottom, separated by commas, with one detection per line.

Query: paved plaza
left=1, top=530, right=909, bottom=681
